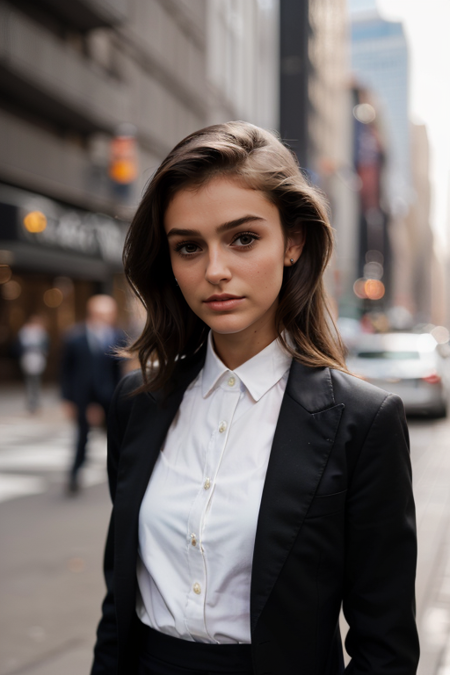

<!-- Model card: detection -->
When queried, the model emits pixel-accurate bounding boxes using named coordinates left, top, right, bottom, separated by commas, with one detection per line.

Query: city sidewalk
left=0, top=384, right=63, bottom=423
left=0, top=383, right=110, bottom=675
left=0, top=479, right=110, bottom=675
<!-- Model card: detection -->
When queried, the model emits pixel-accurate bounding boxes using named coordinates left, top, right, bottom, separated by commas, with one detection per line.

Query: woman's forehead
left=163, top=177, right=278, bottom=232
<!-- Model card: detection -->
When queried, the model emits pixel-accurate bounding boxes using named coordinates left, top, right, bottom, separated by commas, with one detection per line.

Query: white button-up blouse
left=136, top=332, right=292, bottom=644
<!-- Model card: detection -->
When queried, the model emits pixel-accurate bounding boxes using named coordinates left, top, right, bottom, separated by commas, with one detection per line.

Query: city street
left=1, top=0, right=449, bottom=673
left=1, top=387, right=450, bottom=675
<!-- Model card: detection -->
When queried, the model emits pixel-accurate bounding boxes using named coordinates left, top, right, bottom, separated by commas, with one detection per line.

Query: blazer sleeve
left=90, top=376, right=129, bottom=675
left=343, top=393, right=420, bottom=674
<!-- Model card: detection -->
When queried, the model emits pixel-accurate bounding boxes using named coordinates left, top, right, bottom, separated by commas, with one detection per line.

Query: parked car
left=346, top=332, right=449, bottom=417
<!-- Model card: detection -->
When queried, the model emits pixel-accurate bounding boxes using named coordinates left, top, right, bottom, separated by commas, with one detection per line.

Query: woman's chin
left=206, top=317, right=253, bottom=337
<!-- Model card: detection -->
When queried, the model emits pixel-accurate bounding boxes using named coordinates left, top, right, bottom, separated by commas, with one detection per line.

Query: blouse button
left=218, top=421, right=227, bottom=433
left=228, top=376, right=236, bottom=387
left=193, top=582, right=201, bottom=595
left=190, top=534, right=197, bottom=547
left=204, top=477, right=211, bottom=490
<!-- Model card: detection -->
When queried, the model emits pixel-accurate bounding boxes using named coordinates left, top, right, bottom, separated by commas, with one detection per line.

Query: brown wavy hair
left=123, top=120, right=347, bottom=392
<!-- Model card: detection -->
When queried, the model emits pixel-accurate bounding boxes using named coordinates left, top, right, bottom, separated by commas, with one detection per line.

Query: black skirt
left=138, top=624, right=254, bottom=675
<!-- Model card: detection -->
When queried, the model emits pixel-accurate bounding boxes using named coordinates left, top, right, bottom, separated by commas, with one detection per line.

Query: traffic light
left=109, top=127, right=138, bottom=185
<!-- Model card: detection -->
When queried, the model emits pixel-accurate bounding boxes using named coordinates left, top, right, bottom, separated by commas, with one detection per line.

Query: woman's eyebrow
left=166, top=215, right=265, bottom=238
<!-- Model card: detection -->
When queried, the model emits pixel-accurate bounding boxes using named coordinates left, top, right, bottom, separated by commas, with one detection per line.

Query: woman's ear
left=284, top=228, right=305, bottom=267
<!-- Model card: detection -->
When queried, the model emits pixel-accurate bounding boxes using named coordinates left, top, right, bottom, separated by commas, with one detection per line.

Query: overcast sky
left=372, top=0, right=450, bottom=251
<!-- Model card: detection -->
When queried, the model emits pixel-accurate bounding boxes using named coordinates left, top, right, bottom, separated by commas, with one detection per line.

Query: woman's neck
left=211, top=325, right=278, bottom=370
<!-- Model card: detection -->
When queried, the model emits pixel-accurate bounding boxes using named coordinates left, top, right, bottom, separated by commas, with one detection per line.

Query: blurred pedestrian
left=61, top=294, right=124, bottom=494
left=17, top=315, right=49, bottom=413
left=91, top=122, right=418, bottom=675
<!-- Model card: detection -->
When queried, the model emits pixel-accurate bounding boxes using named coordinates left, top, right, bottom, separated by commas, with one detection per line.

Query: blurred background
left=1, top=0, right=450, bottom=673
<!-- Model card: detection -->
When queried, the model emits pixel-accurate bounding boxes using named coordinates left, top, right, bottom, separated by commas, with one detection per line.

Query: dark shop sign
left=0, top=185, right=128, bottom=267
left=19, top=208, right=127, bottom=265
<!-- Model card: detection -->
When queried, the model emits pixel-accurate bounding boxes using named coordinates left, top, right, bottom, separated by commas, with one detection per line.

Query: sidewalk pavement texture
left=1, top=385, right=450, bottom=673
left=0, top=385, right=110, bottom=675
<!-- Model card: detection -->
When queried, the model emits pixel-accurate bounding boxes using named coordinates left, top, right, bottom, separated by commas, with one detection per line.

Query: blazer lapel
left=250, top=361, right=344, bottom=632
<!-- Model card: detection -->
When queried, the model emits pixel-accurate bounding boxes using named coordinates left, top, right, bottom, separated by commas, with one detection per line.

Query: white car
left=346, top=333, right=449, bottom=417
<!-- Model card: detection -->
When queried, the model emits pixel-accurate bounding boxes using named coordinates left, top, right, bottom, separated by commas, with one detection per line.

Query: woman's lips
left=203, top=296, right=245, bottom=311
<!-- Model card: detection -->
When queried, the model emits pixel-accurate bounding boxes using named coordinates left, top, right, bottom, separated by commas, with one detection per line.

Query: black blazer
left=91, top=350, right=419, bottom=675
left=60, top=325, right=123, bottom=410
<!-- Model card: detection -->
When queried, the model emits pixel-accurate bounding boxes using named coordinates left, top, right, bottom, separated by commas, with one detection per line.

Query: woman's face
left=164, top=176, right=303, bottom=346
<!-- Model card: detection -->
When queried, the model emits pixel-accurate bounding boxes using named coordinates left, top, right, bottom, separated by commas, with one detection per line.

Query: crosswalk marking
left=0, top=421, right=107, bottom=503
left=0, top=474, right=46, bottom=503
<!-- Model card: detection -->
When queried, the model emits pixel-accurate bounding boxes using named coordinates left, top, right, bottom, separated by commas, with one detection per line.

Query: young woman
left=91, top=122, right=419, bottom=675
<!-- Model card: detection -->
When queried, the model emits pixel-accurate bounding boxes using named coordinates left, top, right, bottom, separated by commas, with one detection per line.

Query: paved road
left=411, top=416, right=450, bottom=675
left=1, top=387, right=450, bottom=674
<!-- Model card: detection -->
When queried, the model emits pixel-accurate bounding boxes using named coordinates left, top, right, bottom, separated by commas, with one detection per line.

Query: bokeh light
left=2, top=280, right=22, bottom=300
left=363, top=261, right=384, bottom=280
left=353, top=103, right=376, bottom=124
left=353, top=278, right=367, bottom=299
left=43, top=288, right=64, bottom=308
left=0, top=264, right=12, bottom=284
left=364, top=279, right=385, bottom=300
left=23, top=211, right=47, bottom=233
left=353, top=278, right=386, bottom=301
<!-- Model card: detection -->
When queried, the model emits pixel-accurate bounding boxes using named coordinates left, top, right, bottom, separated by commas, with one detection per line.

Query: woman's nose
left=205, top=250, right=231, bottom=285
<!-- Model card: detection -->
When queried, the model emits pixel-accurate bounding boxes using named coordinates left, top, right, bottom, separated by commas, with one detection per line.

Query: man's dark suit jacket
left=61, top=325, right=123, bottom=410
left=91, top=349, right=419, bottom=675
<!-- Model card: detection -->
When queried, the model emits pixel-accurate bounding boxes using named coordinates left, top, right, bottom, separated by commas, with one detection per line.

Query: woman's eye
left=176, top=242, right=199, bottom=255
left=234, top=233, right=257, bottom=247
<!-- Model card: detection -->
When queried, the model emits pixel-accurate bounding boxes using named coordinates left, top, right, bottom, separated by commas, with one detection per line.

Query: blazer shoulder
left=330, top=367, right=397, bottom=415
left=115, top=355, right=202, bottom=406
left=112, top=369, right=153, bottom=423
left=118, top=368, right=145, bottom=395
left=329, top=369, right=407, bottom=461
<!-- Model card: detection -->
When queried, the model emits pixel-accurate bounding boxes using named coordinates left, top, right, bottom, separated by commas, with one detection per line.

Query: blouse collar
left=201, top=331, right=292, bottom=402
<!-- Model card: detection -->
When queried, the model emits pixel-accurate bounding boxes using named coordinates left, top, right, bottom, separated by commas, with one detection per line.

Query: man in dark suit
left=61, top=294, right=124, bottom=494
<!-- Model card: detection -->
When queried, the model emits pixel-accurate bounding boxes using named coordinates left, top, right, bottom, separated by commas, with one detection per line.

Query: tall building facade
left=349, top=3, right=410, bottom=321
left=401, top=123, right=444, bottom=325
left=207, top=0, right=279, bottom=130
left=0, top=0, right=279, bottom=380
left=349, top=4, right=444, bottom=326
left=279, top=0, right=359, bottom=317
left=350, top=84, right=392, bottom=313
left=350, top=10, right=410, bottom=211
left=308, top=0, right=360, bottom=318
